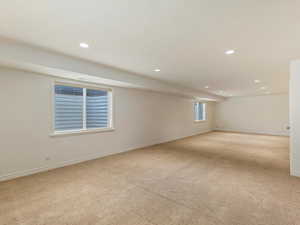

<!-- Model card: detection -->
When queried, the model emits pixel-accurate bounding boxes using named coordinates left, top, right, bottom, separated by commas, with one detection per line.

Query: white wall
left=290, top=60, right=300, bottom=177
left=215, top=94, right=289, bottom=136
left=0, top=37, right=223, bottom=101
left=0, top=68, right=215, bottom=181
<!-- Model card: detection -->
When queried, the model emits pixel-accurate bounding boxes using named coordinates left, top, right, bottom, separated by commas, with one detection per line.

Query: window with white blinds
left=194, top=102, right=206, bottom=121
left=54, top=84, right=111, bottom=132
left=86, top=89, right=109, bottom=129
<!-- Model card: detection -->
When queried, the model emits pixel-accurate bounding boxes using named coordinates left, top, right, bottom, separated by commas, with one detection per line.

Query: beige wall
left=0, top=68, right=215, bottom=181
left=215, top=94, right=289, bottom=136
left=290, top=60, right=300, bottom=177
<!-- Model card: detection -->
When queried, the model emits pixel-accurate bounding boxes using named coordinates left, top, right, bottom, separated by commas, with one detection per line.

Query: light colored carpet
left=1, top=131, right=299, bottom=225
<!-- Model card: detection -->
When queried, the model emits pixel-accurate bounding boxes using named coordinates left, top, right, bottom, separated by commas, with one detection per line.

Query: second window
left=194, top=102, right=206, bottom=121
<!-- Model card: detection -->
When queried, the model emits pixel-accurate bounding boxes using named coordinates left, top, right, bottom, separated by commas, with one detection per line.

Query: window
left=54, top=83, right=112, bottom=133
left=194, top=102, right=206, bottom=121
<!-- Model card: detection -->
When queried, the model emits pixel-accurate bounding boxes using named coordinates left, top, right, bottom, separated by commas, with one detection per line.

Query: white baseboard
left=214, top=128, right=289, bottom=137
left=290, top=170, right=300, bottom=178
left=0, top=129, right=212, bottom=182
left=0, top=149, right=123, bottom=182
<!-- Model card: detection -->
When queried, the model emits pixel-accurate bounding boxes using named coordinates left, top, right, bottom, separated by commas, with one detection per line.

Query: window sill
left=50, top=128, right=115, bottom=137
left=194, top=120, right=207, bottom=123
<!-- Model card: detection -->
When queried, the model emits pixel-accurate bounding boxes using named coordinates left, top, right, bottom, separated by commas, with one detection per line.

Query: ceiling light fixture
left=225, top=50, right=235, bottom=55
left=154, top=69, right=161, bottom=72
left=80, top=43, right=89, bottom=48
left=204, top=86, right=209, bottom=89
left=254, top=80, right=261, bottom=83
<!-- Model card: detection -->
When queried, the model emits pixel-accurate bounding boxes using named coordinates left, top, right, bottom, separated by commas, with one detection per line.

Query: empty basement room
left=1, top=1, right=300, bottom=225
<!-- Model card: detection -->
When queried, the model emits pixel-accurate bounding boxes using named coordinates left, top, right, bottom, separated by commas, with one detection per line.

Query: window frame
left=50, top=80, right=114, bottom=136
left=194, top=102, right=207, bottom=122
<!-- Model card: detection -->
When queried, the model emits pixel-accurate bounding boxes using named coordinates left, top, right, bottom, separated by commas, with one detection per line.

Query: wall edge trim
left=0, top=129, right=212, bottom=182
left=214, top=128, right=289, bottom=137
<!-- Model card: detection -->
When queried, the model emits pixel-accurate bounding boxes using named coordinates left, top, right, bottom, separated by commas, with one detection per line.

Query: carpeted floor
left=1, top=131, right=299, bottom=225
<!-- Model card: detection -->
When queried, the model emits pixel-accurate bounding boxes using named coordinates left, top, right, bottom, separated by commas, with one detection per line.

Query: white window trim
left=194, top=102, right=207, bottom=122
left=50, top=80, right=114, bottom=137
left=50, top=127, right=115, bottom=137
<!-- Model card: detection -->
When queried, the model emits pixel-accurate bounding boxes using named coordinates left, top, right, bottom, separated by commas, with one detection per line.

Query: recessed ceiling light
left=154, top=69, right=161, bottom=72
left=254, top=80, right=261, bottom=83
left=80, top=43, right=89, bottom=48
left=225, top=50, right=235, bottom=55
left=260, top=86, right=266, bottom=90
left=204, top=86, right=209, bottom=89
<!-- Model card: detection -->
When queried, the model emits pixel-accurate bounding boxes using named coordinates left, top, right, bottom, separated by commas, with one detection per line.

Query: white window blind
left=194, top=102, right=206, bottom=121
left=55, top=85, right=83, bottom=131
left=86, top=89, right=109, bottom=129
left=54, top=84, right=111, bottom=132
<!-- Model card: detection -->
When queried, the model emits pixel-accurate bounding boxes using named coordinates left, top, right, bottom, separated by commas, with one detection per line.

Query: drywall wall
left=290, top=60, right=300, bottom=177
left=215, top=94, right=289, bottom=136
left=0, top=37, right=223, bottom=101
left=0, top=68, right=215, bottom=181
